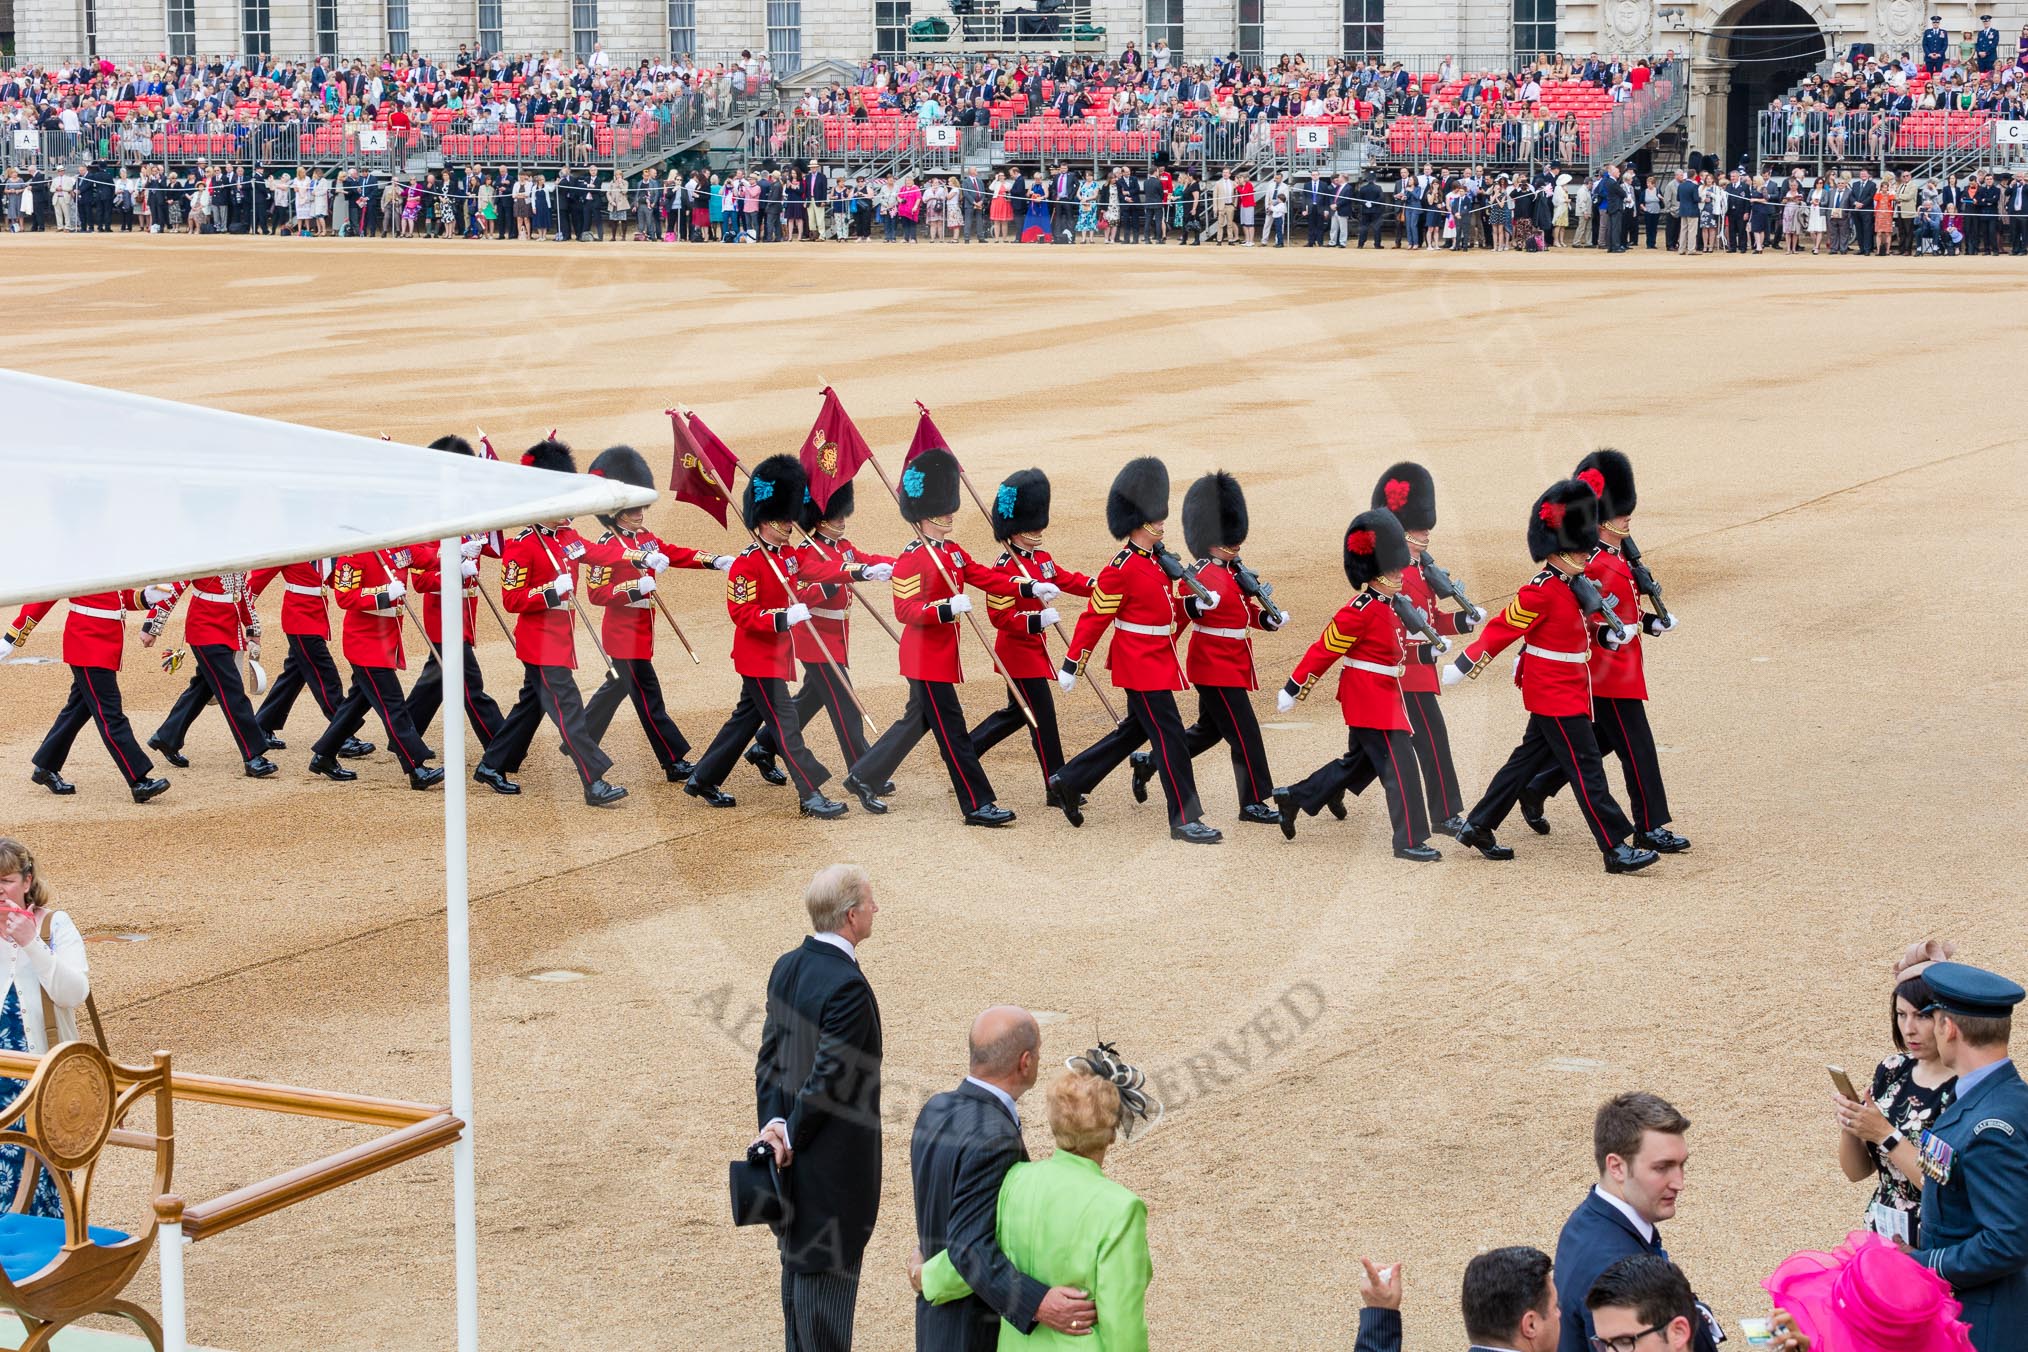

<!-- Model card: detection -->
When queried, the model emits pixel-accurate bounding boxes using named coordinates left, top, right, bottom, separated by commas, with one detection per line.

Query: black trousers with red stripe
left=1467, top=712, right=1633, bottom=852
left=1054, top=688, right=1203, bottom=828
left=582, top=657, right=690, bottom=771
left=753, top=660, right=870, bottom=767
left=312, top=664, right=436, bottom=771
left=1285, top=726, right=1430, bottom=849
left=692, top=675, right=829, bottom=795
left=850, top=679, right=996, bottom=814
left=152, top=643, right=266, bottom=761
left=405, top=642, right=505, bottom=747
left=1180, top=684, right=1274, bottom=808
left=1401, top=689, right=1464, bottom=824
left=255, top=632, right=345, bottom=733
left=1523, top=696, right=1672, bottom=832
left=481, top=663, right=613, bottom=788
left=35, top=665, right=153, bottom=784
left=968, top=676, right=1062, bottom=783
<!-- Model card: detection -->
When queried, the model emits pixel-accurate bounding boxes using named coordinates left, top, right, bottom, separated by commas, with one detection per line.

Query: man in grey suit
left=908, top=1006, right=1097, bottom=1350
left=961, top=169, right=987, bottom=242
left=1827, top=174, right=1852, bottom=255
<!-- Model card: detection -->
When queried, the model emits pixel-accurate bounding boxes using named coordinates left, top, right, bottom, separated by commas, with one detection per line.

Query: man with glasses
left=1583, top=1256, right=1702, bottom=1352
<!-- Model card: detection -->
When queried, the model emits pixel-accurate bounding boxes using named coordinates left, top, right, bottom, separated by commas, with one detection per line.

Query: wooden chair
left=0, top=1042, right=173, bottom=1351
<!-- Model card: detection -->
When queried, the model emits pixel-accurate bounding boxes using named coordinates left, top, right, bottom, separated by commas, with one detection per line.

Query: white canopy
left=0, top=368, right=655, bottom=609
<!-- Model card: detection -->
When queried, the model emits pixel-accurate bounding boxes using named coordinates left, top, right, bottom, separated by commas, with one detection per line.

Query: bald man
left=908, top=1006, right=1098, bottom=1349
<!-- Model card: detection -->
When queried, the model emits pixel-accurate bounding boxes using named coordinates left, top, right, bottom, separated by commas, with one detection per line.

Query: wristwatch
left=1882, top=1130, right=1905, bottom=1152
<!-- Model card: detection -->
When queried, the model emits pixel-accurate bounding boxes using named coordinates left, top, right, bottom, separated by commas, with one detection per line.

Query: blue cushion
left=0, top=1213, right=129, bottom=1281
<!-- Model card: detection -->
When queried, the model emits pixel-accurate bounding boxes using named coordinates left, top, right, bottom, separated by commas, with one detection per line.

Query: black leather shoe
left=963, top=803, right=1016, bottom=827
left=1045, top=776, right=1082, bottom=827
left=263, top=733, right=286, bottom=751
left=338, top=737, right=376, bottom=759
left=308, top=754, right=358, bottom=782
left=684, top=780, right=736, bottom=808
left=800, top=792, right=848, bottom=819
left=1394, top=844, right=1443, bottom=862
left=1326, top=792, right=1348, bottom=821
left=1170, top=821, right=1223, bottom=844
left=1129, top=751, right=1155, bottom=804
left=148, top=738, right=189, bottom=768
left=1636, top=827, right=1691, bottom=853
left=664, top=758, right=696, bottom=783
left=473, top=765, right=521, bottom=795
left=1238, top=802, right=1281, bottom=825
left=841, top=774, right=889, bottom=814
left=29, top=768, right=74, bottom=796
left=409, top=766, right=446, bottom=791
left=1605, top=843, right=1660, bottom=874
left=1518, top=784, right=1550, bottom=834
left=1272, top=788, right=1298, bottom=840
left=583, top=779, right=628, bottom=807
left=244, top=756, right=279, bottom=778
left=1455, top=823, right=1515, bottom=861
left=130, top=777, right=171, bottom=804
left=744, top=747, right=788, bottom=785
left=1435, top=814, right=1469, bottom=838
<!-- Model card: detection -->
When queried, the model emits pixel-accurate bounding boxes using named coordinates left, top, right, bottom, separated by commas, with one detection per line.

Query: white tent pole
left=159, top=1220, right=188, bottom=1352
left=441, top=536, right=479, bottom=1352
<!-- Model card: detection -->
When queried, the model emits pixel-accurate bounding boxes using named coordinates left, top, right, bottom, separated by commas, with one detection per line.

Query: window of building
left=167, top=0, right=196, bottom=56
left=385, top=0, right=409, bottom=54
left=316, top=0, right=338, bottom=56
left=875, top=0, right=911, bottom=56
left=478, top=0, right=503, bottom=54
left=1341, top=0, right=1381, bottom=59
left=242, top=0, right=271, bottom=55
left=1512, top=0, right=1555, bottom=62
left=666, top=0, right=694, bottom=56
left=83, top=0, right=99, bottom=56
left=1145, top=0, right=1182, bottom=57
left=767, top=0, right=801, bottom=73
left=571, top=0, right=598, bottom=59
left=1237, top=0, right=1262, bottom=70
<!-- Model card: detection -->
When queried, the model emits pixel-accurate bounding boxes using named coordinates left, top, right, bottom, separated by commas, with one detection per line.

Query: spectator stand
left=1756, top=104, right=2008, bottom=181
left=904, top=2, right=1106, bottom=52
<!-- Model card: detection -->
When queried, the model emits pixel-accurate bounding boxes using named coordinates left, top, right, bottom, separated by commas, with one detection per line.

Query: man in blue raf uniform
left=1913, top=961, right=2028, bottom=1352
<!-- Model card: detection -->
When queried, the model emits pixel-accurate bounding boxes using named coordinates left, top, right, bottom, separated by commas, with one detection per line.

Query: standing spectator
left=1585, top=1258, right=1707, bottom=1352
left=1896, top=170, right=1919, bottom=254
left=1850, top=166, right=1879, bottom=254
left=1640, top=175, right=1661, bottom=248
left=1355, top=1246, right=1562, bottom=1352
left=751, top=864, right=884, bottom=1352
left=1236, top=172, right=1257, bottom=245
left=604, top=174, right=630, bottom=242
left=1212, top=167, right=1236, bottom=243
left=1675, top=171, right=1701, bottom=254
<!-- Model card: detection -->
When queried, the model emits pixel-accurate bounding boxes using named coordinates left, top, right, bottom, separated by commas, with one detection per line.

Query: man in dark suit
left=753, top=864, right=885, bottom=1352
left=1302, top=172, right=1328, bottom=246
left=1352, top=1245, right=1561, bottom=1352
left=907, top=1006, right=1096, bottom=1351
left=1553, top=1092, right=1718, bottom=1352
left=959, top=168, right=985, bottom=241
left=2007, top=176, right=2028, bottom=255
left=1050, top=163, right=1078, bottom=242
left=1850, top=168, right=1878, bottom=254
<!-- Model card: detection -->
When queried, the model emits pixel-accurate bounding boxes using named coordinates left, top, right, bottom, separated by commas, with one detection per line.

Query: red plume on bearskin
left=1577, top=468, right=1606, bottom=499
left=1385, top=480, right=1411, bottom=510
left=1538, top=501, right=1566, bottom=529
left=1346, top=529, right=1376, bottom=554
left=1572, top=448, right=1637, bottom=518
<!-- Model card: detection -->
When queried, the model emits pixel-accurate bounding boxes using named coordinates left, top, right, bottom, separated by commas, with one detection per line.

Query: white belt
left=1194, top=625, right=1249, bottom=641
left=69, top=604, right=123, bottom=621
left=283, top=583, right=325, bottom=597
left=811, top=607, right=849, bottom=621
left=1522, top=643, right=1589, bottom=664
left=1346, top=658, right=1405, bottom=678
left=192, top=589, right=233, bottom=604
left=1114, top=620, right=1173, bottom=637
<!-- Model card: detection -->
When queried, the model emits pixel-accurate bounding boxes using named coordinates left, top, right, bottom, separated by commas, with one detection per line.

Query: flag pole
left=791, top=527, right=903, bottom=645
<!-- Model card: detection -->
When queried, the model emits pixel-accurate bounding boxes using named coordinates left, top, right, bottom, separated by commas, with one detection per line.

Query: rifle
left=1388, top=593, right=1451, bottom=655
left=1621, top=535, right=1672, bottom=628
left=1416, top=551, right=1482, bottom=628
left=1154, top=542, right=1215, bottom=606
left=1226, top=557, right=1285, bottom=627
left=1566, top=571, right=1627, bottom=644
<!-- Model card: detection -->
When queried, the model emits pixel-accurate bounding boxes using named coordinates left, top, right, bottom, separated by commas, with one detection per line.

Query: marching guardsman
left=249, top=557, right=375, bottom=760
left=405, top=435, right=507, bottom=750
left=579, top=443, right=727, bottom=783
left=6, top=588, right=175, bottom=802
left=472, top=439, right=627, bottom=807
left=845, top=447, right=1029, bottom=825
left=1518, top=449, right=1688, bottom=852
left=1373, top=462, right=1481, bottom=836
left=968, top=467, right=1090, bottom=785
left=1143, top=470, right=1286, bottom=825
left=145, top=574, right=279, bottom=777
left=1048, top=457, right=1223, bottom=845
left=684, top=454, right=849, bottom=818
left=1268, top=510, right=1440, bottom=861
left=746, top=479, right=895, bottom=783
left=1440, top=479, right=1658, bottom=874
left=305, top=543, right=444, bottom=790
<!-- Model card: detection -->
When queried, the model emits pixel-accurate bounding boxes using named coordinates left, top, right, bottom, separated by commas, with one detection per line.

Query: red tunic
left=583, top=528, right=716, bottom=662
left=7, top=592, right=149, bottom=671
left=500, top=527, right=588, bottom=668
left=1063, top=545, right=1190, bottom=693
left=409, top=536, right=502, bottom=647
left=1457, top=569, right=1598, bottom=718
left=790, top=532, right=893, bottom=667
left=248, top=560, right=333, bottom=639
left=1180, top=558, right=1271, bottom=691
left=986, top=545, right=1093, bottom=681
left=1396, top=563, right=1466, bottom=695
left=1288, top=590, right=1411, bottom=731
left=890, top=538, right=1019, bottom=683
left=332, top=549, right=414, bottom=670
left=1581, top=544, right=1648, bottom=702
left=726, top=543, right=804, bottom=680
left=178, top=575, right=257, bottom=650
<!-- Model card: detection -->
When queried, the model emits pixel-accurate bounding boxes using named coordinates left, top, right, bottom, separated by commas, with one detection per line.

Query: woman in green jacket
left=917, top=1046, right=1155, bottom=1350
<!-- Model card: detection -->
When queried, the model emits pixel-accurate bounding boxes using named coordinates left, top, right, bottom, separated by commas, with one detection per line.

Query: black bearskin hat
left=1573, top=448, right=1636, bottom=519
left=1527, top=479, right=1602, bottom=562
left=990, top=468, right=1051, bottom=542
left=588, top=444, right=655, bottom=530
left=1181, top=471, right=1248, bottom=560
left=1105, top=457, right=1170, bottom=540
left=800, top=479, right=855, bottom=533
left=429, top=434, right=475, bottom=456
left=1371, top=461, right=1436, bottom=533
left=520, top=437, right=575, bottom=474
left=898, top=447, right=962, bottom=524
left=743, top=453, right=808, bottom=530
left=1343, top=509, right=1410, bottom=588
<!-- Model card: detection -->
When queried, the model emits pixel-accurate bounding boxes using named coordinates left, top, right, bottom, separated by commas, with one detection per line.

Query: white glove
left=1276, top=688, right=1297, bottom=713
left=644, top=550, right=671, bottom=573
left=1431, top=634, right=1452, bottom=654
left=1657, top=613, right=1679, bottom=632
left=785, top=602, right=812, bottom=626
left=1469, top=605, right=1488, bottom=626
left=1599, top=627, right=1625, bottom=652
left=383, top=580, right=407, bottom=606
left=1441, top=660, right=1467, bottom=687
left=460, top=559, right=480, bottom=580
left=712, top=555, right=735, bottom=571
left=459, top=539, right=485, bottom=560
left=862, top=562, right=894, bottom=582
left=947, top=594, right=973, bottom=616
left=1030, top=580, right=1060, bottom=602
left=1035, top=607, right=1060, bottom=627
left=1057, top=667, right=1078, bottom=693
left=0, top=637, right=13, bottom=658
left=142, top=583, right=175, bottom=606
left=552, top=572, right=574, bottom=597
left=1199, top=589, right=1222, bottom=610
left=634, top=573, right=658, bottom=596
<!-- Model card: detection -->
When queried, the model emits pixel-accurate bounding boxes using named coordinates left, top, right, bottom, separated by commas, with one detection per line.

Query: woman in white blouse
left=0, top=838, right=89, bottom=1217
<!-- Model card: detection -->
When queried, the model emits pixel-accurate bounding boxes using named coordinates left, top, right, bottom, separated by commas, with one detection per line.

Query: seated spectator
left=0, top=838, right=90, bottom=1218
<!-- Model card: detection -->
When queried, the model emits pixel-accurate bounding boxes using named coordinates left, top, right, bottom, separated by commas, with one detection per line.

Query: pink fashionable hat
left=1765, top=1233, right=1973, bottom=1352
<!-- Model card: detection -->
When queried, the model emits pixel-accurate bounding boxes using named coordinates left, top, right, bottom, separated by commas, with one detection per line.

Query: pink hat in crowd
left=1765, top=1233, right=1973, bottom=1352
